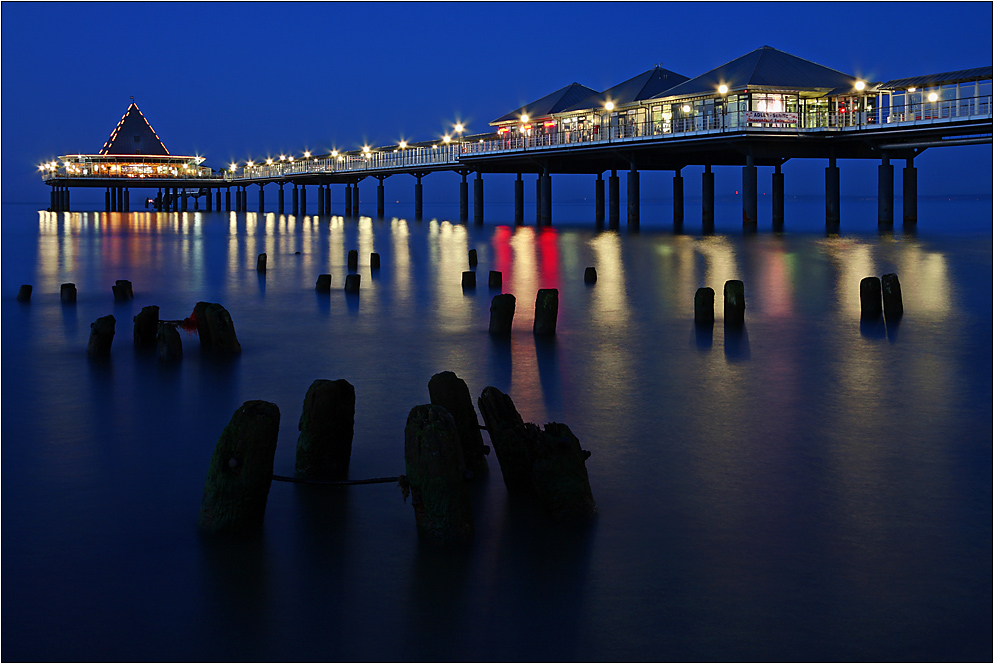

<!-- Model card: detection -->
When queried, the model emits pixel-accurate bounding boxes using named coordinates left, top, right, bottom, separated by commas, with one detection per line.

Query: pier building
left=41, top=46, right=992, bottom=230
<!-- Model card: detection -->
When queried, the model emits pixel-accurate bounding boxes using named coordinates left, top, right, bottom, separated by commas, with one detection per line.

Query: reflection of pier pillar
left=278, top=184, right=285, bottom=215
left=324, top=184, right=331, bottom=216
left=594, top=172, right=604, bottom=227
left=225, top=187, right=231, bottom=212
left=258, top=184, right=265, bottom=213
left=292, top=184, right=299, bottom=216
left=608, top=170, right=620, bottom=229
left=474, top=172, right=484, bottom=225
left=317, top=184, right=325, bottom=216
left=878, top=156, right=894, bottom=227
left=352, top=181, right=359, bottom=216
left=215, top=188, right=221, bottom=211
left=535, top=174, right=542, bottom=224
left=376, top=177, right=385, bottom=218
left=772, top=163, right=785, bottom=231
left=514, top=173, right=523, bottom=225
left=825, top=156, right=841, bottom=230
left=66, top=188, right=71, bottom=212
left=903, top=158, right=917, bottom=225
left=414, top=176, right=423, bottom=220
left=627, top=167, right=640, bottom=229
left=118, top=187, right=125, bottom=213
left=541, top=171, right=552, bottom=226
left=459, top=171, right=469, bottom=222
left=300, top=185, right=307, bottom=216
left=702, top=165, right=714, bottom=231
left=672, top=168, right=684, bottom=223
left=743, top=154, right=758, bottom=230
left=181, top=188, right=188, bottom=212
left=344, top=182, right=352, bottom=217
left=105, top=188, right=111, bottom=212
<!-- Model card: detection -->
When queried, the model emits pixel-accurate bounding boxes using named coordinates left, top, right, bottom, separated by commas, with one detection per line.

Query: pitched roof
left=99, top=102, right=170, bottom=156
left=878, top=66, right=993, bottom=90
left=562, top=65, right=690, bottom=112
left=490, top=82, right=600, bottom=124
left=651, top=46, right=857, bottom=99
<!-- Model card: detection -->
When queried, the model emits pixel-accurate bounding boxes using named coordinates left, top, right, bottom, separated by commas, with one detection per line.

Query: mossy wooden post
left=133, top=305, right=159, bottom=349
left=461, top=271, right=476, bottom=289
left=194, top=302, right=241, bottom=354
left=404, top=404, right=473, bottom=544
left=347, top=249, right=358, bottom=271
left=16, top=285, right=32, bottom=302
left=478, top=386, right=534, bottom=495
left=198, top=400, right=280, bottom=535
left=315, top=274, right=332, bottom=292
left=532, top=422, right=596, bottom=520
left=488, top=270, right=502, bottom=289
left=257, top=253, right=267, bottom=273
left=87, top=315, right=116, bottom=358
left=882, top=273, right=903, bottom=319
left=428, top=371, right=489, bottom=477
left=296, top=379, right=355, bottom=480
left=584, top=267, right=597, bottom=284
left=860, top=277, right=883, bottom=319
left=60, top=283, right=77, bottom=304
left=724, top=280, right=745, bottom=326
left=113, top=280, right=134, bottom=301
left=157, top=322, right=182, bottom=362
left=489, top=293, right=515, bottom=335
left=533, top=288, right=559, bottom=335
left=695, top=287, right=715, bottom=326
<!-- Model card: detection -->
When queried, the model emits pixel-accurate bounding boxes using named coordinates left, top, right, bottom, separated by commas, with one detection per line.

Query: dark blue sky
left=3, top=1, right=991, bottom=205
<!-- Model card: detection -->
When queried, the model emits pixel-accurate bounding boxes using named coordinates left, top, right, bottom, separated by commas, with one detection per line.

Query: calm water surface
left=2, top=200, right=991, bottom=661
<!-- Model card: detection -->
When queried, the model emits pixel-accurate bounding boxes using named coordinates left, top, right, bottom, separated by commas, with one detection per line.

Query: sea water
left=2, top=198, right=991, bottom=661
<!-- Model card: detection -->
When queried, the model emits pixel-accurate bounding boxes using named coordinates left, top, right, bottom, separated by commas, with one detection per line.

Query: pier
left=42, top=47, right=992, bottom=230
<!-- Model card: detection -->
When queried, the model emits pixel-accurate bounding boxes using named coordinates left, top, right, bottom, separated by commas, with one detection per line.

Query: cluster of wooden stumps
left=859, top=273, right=904, bottom=331
left=694, top=280, right=746, bottom=327
left=198, top=371, right=596, bottom=543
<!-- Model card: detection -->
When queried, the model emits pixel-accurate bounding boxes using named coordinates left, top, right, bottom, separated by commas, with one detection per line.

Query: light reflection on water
left=5, top=208, right=991, bottom=661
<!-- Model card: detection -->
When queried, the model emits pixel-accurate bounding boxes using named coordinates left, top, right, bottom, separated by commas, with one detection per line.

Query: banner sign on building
left=746, top=111, right=798, bottom=123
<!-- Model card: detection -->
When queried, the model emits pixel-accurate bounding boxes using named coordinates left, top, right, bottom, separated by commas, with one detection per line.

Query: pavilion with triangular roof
left=100, top=102, right=170, bottom=156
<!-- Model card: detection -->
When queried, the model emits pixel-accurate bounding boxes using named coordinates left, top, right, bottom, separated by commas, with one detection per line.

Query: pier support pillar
left=702, top=165, right=715, bottom=232
left=225, top=188, right=231, bottom=212
left=608, top=170, right=620, bottom=229
left=376, top=177, right=385, bottom=218
left=595, top=172, right=604, bottom=227
left=278, top=184, right=285, bottom=215
left=123, top=189, right=129, bottom=212
left=826, top=157, right=841, bottom=231
left=118, top=187, right=125, bottom=213
left=300, top=185, right=307, bottom=216
left=459, top=171, right=469, bottom=222
left=414, top=176, right=423, bottom=220
left=216, top=188, right=221, bottom=211
left=772, top=163, right=785, bottom=231
left=292, top=185, right=299, bottom=216
left=536, top=174, right=543, bottom=224
left=205, top=187, right=213, bottom=212
left=627, top=167, right=640, bottom=229
left=259, top=184, right=265, bottom=213
left=903, top=158, right=917, bottom=225
left=673, top=168, right=684, bottom=224
left=181, top=189, right=188, bottom=212
left=541, top=171, right=552, bottom=226
left=742, top=154, right=758, bottom=230
left=474, top=172, right=484, bottom=225
left=105, top=188, right=111, bottom=212
left=878, top=156, right=894, bottom=227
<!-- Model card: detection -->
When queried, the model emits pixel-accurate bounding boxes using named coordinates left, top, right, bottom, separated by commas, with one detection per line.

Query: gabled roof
left=490, top=82, right=600, bottom=125
left=652, top=46, right=857, bottom=99
left=879, top=66, right=993, bottom=91
left=562, top=65, right=690, bottom=113
left=99, top=102, right=170, bottom=156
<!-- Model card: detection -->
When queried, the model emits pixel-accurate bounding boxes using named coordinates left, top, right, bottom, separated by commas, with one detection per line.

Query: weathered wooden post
left=477, top=386, right=534, bottom=495
left=256, top=253, right=267, bottom=273
left=584, top=267, right=597, bottom=284
left=468, top=249, right=478, bottom=267
left=87, top=315, right=116, bottom=358
left=370, top=253, right=380, bottom=269
left=60, top=283, right=77, bottom=304
left=723, top=280, right=745, bottom=326
left=694, top=287, right=715, bottom=326
left=532, top=422, right=596, bottom=520
left=859, top=277, right=883, bottom=319
left=193, top=302, right=241, bottom=354
left=533, top=288, right=559, bottom=335
left=347, top=249, right=358, bottom=271
left=461, top=271, right=476, bottom=289
left=157, top=322, right=182, bottom=362
left=428, top=371, right=489, bottom=477
left=112, top=280, right=134, bottom=301
left=198, top=400, right=280, bottom=535
left=315, top=274, right=332, bottom=292
left=403, top=404, right=473, bottom=544
left=16, top=285, right=32, bottom=302
left=296, top=379, right=355, bottom=481
left=133, top=305, right=159, bottom=349
left=489, top=293, right=515, bottom=335
left=345, top=274, right=361, bottom=293
left=488, top=271, right=502, bottom=289
left=882, top=273, right=903, bottom=319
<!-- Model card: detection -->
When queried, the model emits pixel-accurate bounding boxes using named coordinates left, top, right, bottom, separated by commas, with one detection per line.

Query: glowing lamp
left=908, top=87, right=916, bottom=93
left=682, top=105, right=691, bottom=113
left=303, top=151, right=310, bottom=158
left=266, top=158, right=273, bottom=165
left=928, top=92, right=938, bottom=102
left=718, top=85, right=728, bottom=95
left=605, top=102, right=614, bottom=111
left=455, top=123, right=464, bottom=133
left=332, top=150, right=338, bottom=157
left=443, top=135, right=451, bottom=144
left=855, top=80, right=866, bottom=91
left=520, top=114, right=529, bottom=123
left=399, top=141, right=407, bottom=149
left=230, top=163, right=238, bottom=171
left=247, top=161, right=254, bottom=168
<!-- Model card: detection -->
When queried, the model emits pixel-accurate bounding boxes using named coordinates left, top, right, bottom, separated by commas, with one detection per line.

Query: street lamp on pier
left=718, top=84, right=728, bottom=130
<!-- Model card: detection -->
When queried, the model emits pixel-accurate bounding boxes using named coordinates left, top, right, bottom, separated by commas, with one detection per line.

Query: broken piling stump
left=462, top=271, right=476, bottom=289
left=296, top=379, right=355, bottom=481
left=533, top=288, right=559, bottom=335
left=723, top=280, right=745, bottom=326
left=133, top=305, right=160, bottom=349
left=61, top=283, right=77, bottom=304
left=193, top=301, right=241, bottom=354
left=315, top=274, right=332, bottom=292
left=584, top=267, right=597, bottom=284
left=112, top=280, right=134, bottom=301
left=404, top=404, right=473, bottom=544
left=860, top=277, right=883, bottom=319
left=157, top=322, right=182, bottom=362
left=882, top=273, right=903, bottom=319
left=257, top=253, right=267, bottom=273
left=87, top=314, right=116, bottom=358
left=16, top=285, right=32, bottom=302
left=694, top=287, right=715, bottom=326
left=489, top=293, right=515, bottom=335
left=345, top=274, right=361, bottom=293
left=347, top=249, right=358, bottom=271
left=428, top=371, right=489, bottom=477
left=477, top=386, right=534, bottom=495
left=198, top=400, right=280, bottom=535
left=370, top=253, right=380, bottom=269
left=468, top=249, right=478, bottom=267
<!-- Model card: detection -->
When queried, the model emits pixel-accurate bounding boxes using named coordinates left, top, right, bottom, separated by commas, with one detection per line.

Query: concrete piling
left=296, top=379, right=355, bottom=481
left=198, top=400, right=281, bottom=535
left=584, top=267, right=597, bottom=284
left=61, top=283, right=77, bottom=304
left=533, top=288, right=559, bottom=335
left=488, top=270, right=502, bottom=289
left=428, top=371, right=489, bottom=477
left=315, top=274, right=332, bottom=292
left=133, top=305, right=160, bottom=349
left=695, top=287, right=715, bottom=326
left=87, top=314, right=116, bottom=358
left=461, top=271, right=476, bottom=289
left=882, top=273, right=904, bottom=319
left=723, top=280, right=745, bottom=326
left=860, top=277, right=883, bottom=319
left=344, top=274, right=361, bottom=293
left=16, top=285, right=32, bottom=302
left=257, top=253, right=267, bottom=273
left=157, top=322, right=182, bottom=362
left=489, top=293, right=515, bottom=335
left=403, top=404, right=473, bottom=544
left=112, top=280, right=134, bottom=301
